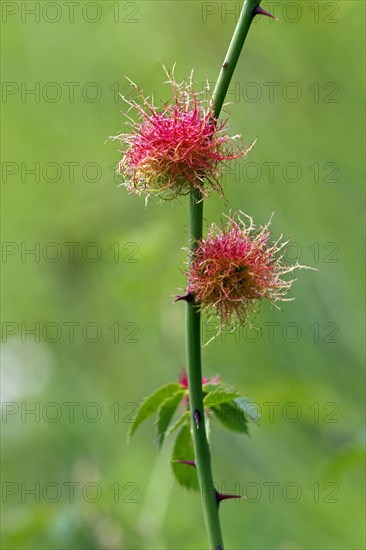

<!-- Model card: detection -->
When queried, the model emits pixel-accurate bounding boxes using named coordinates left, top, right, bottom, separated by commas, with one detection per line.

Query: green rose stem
left=185, top=1, right=263, bottom=548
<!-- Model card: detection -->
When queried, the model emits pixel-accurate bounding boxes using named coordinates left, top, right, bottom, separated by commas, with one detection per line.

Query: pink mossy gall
left=186, top=212, right=311, bottom=327
left=113, top=68, right=253, bottom=201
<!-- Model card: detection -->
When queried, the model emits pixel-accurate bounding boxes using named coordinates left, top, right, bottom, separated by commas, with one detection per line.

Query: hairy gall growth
left=187, top=212, right=308, bottom=327
left=113, top=70, right=253, bottom=201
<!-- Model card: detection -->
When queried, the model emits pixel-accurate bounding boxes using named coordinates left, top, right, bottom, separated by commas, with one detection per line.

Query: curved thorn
left=253, top=5, right=278, bottom=20
left=175, top=292, right=194, bottom=303
left=216, top=491, right=242, bottom=505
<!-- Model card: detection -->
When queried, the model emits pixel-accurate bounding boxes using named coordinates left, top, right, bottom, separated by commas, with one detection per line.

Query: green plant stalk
left=186, top=1, right=261, bottom=549
left=212, top=0, right=262, bottom=119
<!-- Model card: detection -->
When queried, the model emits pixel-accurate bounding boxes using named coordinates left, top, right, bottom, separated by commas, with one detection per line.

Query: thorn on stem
left=175, top=292, right=194, bottom=303
left=253, top=5, right=278, bottom=20
left=216, top=491, right=242, bottom=505
left=194, top=409, right=201, bottom=430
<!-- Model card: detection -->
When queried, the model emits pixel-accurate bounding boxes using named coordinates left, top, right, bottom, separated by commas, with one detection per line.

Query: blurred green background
left=1, top=1, right=365, bottom=549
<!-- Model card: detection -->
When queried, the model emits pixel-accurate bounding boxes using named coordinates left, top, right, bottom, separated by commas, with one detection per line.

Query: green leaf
left=202, top=383, right=220, bottom=393
left=156, top=390, right=185, bottom=448
left=165, top=411, right=189, bottom=439
left=128, top=383, right=181, bottom=440
left=171, top=422, right=199, bottom=491
left=204, top=386, right=242, bottom=407
left=235, top=397, right=258, bottom=423
left=212, top=401, right=249, bottom=434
